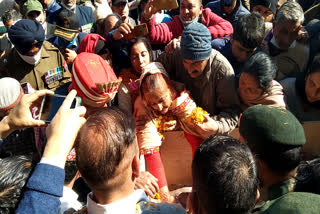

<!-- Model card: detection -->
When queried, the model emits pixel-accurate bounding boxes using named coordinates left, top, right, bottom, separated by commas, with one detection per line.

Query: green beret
left=240, top=105, right=306, bottom=147
left=261, top=192, right=320, bottom=214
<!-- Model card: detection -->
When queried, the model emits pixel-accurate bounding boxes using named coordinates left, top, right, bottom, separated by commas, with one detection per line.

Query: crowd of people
left=0, top=0, right=320, bottom=213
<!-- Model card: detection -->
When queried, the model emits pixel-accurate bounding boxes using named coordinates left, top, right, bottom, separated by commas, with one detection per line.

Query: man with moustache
left=157, top=22, right=241, bottom=135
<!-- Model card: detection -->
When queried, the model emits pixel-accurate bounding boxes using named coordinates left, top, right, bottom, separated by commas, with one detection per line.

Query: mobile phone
left=151, top=0, right=179, bottom=10
left=126, top=24, right=149, bottom=39
left=38, top=94, right=82, bottom=123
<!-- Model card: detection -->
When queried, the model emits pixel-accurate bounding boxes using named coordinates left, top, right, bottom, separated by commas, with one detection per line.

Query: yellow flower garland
left=187, top=107, right=208, bottom=124
left=155, top=115, right=175, bottom=140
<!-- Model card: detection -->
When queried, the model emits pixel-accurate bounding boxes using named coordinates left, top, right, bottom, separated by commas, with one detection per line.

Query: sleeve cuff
left=26, top=163, right=65, bottom=197
left=40, top=157, right=65, bottom=169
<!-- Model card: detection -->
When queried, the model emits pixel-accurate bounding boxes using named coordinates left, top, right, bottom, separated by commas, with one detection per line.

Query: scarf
left=240, top=80, right=286, bottom=111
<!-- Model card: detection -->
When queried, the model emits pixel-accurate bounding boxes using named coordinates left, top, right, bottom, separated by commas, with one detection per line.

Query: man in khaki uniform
left=0, top=19, right=71, bottom=92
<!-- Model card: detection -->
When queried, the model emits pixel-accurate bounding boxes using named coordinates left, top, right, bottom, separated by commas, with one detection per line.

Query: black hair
left=295, top=55, right=320, bottom=107
left=295, top=157, right=320, bottom=195
left=104, top=13, right=122, bottom=33
left=129, top=37, right=153, bottom=62
left=76, top=107, right=136, bottom=190
left=192, top=136, right=259, bottom=214
left=64, top=160, right=78, bottom=185
left=233, top=12, right=265, bottom=50
left=0, top=156, right=33, bottom=214
left=1, top=9, right=22, bottom=27
left=309, top=55, right=320, bottom=74
left=242, top=52, right=277, bottom=91
left=248, top=141, right=303, bottom=176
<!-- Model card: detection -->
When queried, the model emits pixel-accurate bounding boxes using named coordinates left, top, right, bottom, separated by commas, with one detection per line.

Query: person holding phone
left=141, top=0, right=233, bottom=45
left=1, top=89, right=87, bottom=214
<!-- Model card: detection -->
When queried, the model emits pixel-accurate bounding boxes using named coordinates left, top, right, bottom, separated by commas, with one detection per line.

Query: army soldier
left=0, top=19, right=71, bottom=92
left=239, top=105, right=306, bottom=213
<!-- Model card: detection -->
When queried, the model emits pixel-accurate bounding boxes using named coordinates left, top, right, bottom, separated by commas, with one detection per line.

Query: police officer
left=0, top=19, right=71, bottom=92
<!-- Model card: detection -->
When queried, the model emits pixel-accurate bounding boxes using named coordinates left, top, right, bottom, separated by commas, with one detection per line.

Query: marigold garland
left=156, top=115, right=175, bottom=140
left=187, top=107, right=208, bottom=124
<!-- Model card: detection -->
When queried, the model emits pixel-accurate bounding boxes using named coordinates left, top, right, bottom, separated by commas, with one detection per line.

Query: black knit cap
left=250, top=0, right=278, bottom=15
left=8, top=19, right=44, bottom=55
left=239, top=105, right=306, bottom=147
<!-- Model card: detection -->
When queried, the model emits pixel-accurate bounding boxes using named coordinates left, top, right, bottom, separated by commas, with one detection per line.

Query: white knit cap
left=0, top=77, right=22, bottom=110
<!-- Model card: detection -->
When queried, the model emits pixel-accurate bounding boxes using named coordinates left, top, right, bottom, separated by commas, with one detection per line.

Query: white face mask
left=17, top=49, right=42, bottom=65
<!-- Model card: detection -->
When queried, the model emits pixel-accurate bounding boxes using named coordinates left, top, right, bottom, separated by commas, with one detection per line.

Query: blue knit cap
left=181, top=23, right=212, bottom=61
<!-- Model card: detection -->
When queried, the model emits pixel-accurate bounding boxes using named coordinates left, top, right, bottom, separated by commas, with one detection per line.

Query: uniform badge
left=44, top=66, right=64, bottom=85
left=81, top=23, right=93, bottom=34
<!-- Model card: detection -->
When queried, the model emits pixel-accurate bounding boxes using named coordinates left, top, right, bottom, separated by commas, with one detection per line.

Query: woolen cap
left=8, top=19, right=44, bottom=55
left=181, top=23, right=212, bottom=61
left=260, top=192, right=320, bottom=214
left=239, top=105, right=306, bottom=147
left=22, top=0, right=43, bottom=16
left=250, top=0, right=278, bottom=15
left=0, top=77, right=23, bottom=110
left=71, top=52, right=122, bottom=104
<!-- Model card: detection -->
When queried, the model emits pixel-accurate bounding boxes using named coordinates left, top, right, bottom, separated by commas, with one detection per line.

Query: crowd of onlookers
left=0, top=0, right=320, bottom=213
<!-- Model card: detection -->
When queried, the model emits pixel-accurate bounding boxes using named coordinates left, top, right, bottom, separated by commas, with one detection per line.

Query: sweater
left=157, top=49, right=241, bottom=135
left=16, top=163, right=65, bottom=214
left=141, top=8, right=233, bottom=44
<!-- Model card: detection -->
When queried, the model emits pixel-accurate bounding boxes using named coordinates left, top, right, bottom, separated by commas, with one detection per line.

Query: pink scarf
left=241, top=80, right=287, bottom=111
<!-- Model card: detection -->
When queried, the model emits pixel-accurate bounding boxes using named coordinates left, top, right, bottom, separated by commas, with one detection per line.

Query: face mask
left=179, top=15, right=199, bottom=26
left=17, top=49, right=42, bottom=65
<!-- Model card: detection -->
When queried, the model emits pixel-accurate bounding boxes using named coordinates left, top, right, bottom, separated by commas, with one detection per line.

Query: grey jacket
left=157, top=49, right=241, bottom=135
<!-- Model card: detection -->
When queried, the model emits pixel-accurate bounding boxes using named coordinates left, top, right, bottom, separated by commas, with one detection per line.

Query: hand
left=3, top=90, right=54, bottom=135
left=165, top=38, right=181, bottom=54
left=113, top=23, right=134, bottom=40
left=162, top=120, right=177, bottom=131
left=0, top=90, right=53, bottom=138
left=192, top=114, right=219, bottom=138
left=144, top=0, right=160, bottom=20
left=297, top=27, right=309, bottom=43
left=64, top=48, right=77, bottom=64
left=135, top=171, right=160, bottom=198
left=43, top=90, right=86, bottom=163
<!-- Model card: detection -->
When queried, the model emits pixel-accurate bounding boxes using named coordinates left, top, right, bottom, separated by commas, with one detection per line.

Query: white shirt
left=86, top=189, right=148, bottom=214
left=58, top=186, right=83, bottom=214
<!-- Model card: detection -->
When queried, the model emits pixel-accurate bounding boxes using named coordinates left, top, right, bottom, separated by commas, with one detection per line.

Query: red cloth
left=184, top=132, right=203, bottom=159
left=141, top=8, right=233, bottom=44
left=145, top=151, right=168, bottom=188
left=78, top=33, right=106, bottom=54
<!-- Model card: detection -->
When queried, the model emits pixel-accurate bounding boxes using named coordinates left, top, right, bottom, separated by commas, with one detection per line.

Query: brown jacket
left=157, top=49, right=241, bottom=135
left=0, top=41, right=71, bottom=91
